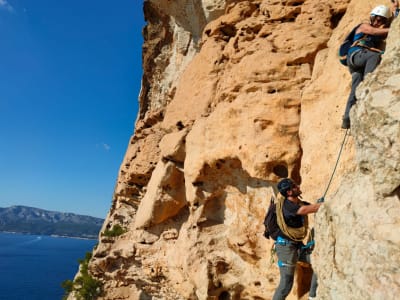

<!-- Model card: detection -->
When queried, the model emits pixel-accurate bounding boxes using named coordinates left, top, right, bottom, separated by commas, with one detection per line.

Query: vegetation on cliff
left=62, top=251, right=103, bottom=300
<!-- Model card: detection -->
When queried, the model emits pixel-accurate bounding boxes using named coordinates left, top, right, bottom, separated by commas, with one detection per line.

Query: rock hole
left=176, top=121, right=184, bottom=130
left=284, top=17, right=296, bottom=22
left=330, top=10, right=345, bottom=29
left=220, top=23, right=237, bottom=38
left=273, top=164, right=288, bottom=178
left=392, top=185, right=400, bottom=199
left=290, top=1, right=304, bottom=6
left=219, top=291, right=231, bottom=300
left=259, top=32, right=270, bottom=38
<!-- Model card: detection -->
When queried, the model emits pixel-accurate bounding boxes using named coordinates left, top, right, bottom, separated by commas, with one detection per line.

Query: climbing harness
left=277, top=260, right=296, bottom=269
left=301, top=240, right=315, bottom=251
left=321, top=128, right=349, bottom=198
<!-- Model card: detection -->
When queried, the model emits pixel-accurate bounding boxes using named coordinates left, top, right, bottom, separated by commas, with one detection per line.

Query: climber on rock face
left=272, top=178, right=322, bottom=300
left=341, top=5, right=391, bottom=129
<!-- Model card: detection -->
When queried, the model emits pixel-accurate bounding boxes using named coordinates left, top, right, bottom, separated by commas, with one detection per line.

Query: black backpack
left=338, top=24, right=361, bottom=66
left=263, top=197, right=280, bottom=240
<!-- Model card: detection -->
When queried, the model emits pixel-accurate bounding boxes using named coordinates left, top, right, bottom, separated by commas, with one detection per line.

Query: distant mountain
left=0, top=206, right=104, bottom=239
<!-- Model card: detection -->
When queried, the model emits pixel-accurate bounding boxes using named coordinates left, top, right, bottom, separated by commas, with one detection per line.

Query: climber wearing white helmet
left=341, top=5, right=391, bottom=129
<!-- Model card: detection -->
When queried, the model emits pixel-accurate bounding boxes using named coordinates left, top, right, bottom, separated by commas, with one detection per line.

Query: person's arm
left=296, top=203, right=321, bottom=215
left=357, top=23, right=389, bottom=36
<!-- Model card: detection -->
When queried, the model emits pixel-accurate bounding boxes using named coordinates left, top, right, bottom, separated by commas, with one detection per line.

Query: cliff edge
left=76, top=1, right=400, bottom=299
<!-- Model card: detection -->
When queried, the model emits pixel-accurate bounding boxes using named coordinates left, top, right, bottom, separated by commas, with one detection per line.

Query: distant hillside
left=0, top=206, right=104, bottom=239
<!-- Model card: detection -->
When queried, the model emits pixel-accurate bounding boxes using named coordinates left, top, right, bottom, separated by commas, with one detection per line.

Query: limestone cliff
left=80, top=0, right=400, bottom=299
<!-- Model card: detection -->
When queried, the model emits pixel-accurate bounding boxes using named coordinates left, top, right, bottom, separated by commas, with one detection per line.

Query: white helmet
left=370, top=5, right=391, bottom=19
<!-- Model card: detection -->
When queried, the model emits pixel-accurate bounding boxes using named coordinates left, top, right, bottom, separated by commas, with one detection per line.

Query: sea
left=0, top=232, right=98, bottom=300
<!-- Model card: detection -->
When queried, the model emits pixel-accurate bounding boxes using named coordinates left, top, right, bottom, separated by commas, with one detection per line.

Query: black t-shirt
left=278, top=198, right=310, bottom=240
left=282, top=199, right=308, bottom=228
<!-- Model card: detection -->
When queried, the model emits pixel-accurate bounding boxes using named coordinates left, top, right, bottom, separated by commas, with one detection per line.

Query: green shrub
left=101, top=224, right=126, bottom=237
left=62, top=251, right=102, bottom=300
left=61, top=280, right=73, bottom=299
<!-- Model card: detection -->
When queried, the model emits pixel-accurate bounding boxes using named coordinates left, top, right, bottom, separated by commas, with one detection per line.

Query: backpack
left=338, top=24, right=361, bottom=66
left=263, top=197, right=280, bottom=240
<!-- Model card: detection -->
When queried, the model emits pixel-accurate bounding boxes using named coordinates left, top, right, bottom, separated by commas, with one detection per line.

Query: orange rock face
left=80, top=1, right=400, bottom=300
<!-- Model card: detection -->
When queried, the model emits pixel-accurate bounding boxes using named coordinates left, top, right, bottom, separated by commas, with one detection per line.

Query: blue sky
left=0, top=0, right=144, bottom=218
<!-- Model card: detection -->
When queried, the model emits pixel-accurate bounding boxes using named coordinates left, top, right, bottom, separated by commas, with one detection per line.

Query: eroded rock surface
left=74, top=1, right=400, bottom=299
left=314, top=16, right=400, bottom=300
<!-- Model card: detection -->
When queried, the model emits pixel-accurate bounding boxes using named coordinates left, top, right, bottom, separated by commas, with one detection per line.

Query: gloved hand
left=317, top=197, right=325, bottom=203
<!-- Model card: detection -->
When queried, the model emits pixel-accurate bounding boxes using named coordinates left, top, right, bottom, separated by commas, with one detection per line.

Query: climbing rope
left=321, top=128, right=349, bottom=199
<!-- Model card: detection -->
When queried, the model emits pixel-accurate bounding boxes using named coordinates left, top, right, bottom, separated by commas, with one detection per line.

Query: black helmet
left=277, top=178, right=294, bottom=196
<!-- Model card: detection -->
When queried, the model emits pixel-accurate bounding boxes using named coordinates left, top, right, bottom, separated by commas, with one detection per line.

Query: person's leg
left=273, top=243, right=299, bottom=300
left=342, top=70, right=362, bottom=128
left=309, top=271, right=318, bottom=298
left=342, top=48, right=378, bottom=128
left=361, top=50, right=382, bottom=75
left=342, top=49, right=382, bottom=128
left=273, top=264, right=295, bottom=300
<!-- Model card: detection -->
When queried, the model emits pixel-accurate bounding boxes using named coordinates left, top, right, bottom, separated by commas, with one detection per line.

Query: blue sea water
left=0, top=232, right=98, bottom=300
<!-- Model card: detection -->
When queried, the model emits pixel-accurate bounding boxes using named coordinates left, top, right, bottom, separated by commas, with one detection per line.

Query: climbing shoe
left=341, top=117, right=350, bottom=129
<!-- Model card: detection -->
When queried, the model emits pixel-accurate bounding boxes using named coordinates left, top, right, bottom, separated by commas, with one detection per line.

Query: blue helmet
left=277, top=178, right=294, bottom=196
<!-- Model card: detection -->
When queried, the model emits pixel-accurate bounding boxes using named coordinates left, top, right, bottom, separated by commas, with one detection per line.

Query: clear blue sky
left=0, top=0, right=144, bottom=218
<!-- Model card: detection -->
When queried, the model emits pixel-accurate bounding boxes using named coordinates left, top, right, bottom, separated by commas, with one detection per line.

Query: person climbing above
left=272, top=178, right=323, bottom=300
left=341, top=5, right=391, bottom=129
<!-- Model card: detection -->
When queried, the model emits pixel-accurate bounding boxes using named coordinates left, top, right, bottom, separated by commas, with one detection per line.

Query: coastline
left=0, top=231, right=98, bottom=241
